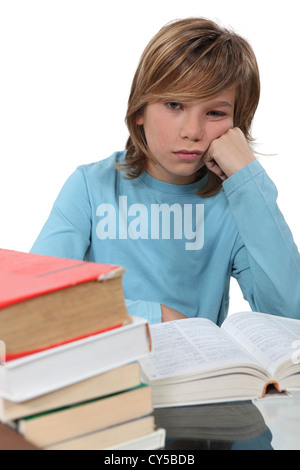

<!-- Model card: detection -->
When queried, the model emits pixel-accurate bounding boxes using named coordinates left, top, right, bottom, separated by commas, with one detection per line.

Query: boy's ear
left=135, top=110, right=144, bottom=126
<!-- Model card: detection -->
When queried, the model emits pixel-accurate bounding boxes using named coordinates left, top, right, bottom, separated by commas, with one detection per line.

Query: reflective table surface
left=154, top=390, right=300, bottom=450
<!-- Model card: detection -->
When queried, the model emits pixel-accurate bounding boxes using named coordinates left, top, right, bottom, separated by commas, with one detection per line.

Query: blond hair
left=117, top=17, right=260, bottom=196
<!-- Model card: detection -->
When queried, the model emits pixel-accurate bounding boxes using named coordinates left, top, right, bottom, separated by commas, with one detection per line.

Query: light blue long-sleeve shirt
left=30, top=151, right=300, bottom=325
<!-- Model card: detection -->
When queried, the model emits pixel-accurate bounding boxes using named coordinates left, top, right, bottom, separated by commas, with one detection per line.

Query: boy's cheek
left=211, top=119, right=234, bottom=142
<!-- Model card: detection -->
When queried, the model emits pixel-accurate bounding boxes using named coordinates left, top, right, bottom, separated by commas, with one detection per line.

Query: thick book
left=44, top=416, right=156, bottom=450
left=139, top=312, right=300, bottom=407
left=0, top=248, right=130, bottom=361
left=0, top=316, right=151, bottom=402
left=16, top=384, right=153, bottom=448
left=0, top=362, right=141, bottom=422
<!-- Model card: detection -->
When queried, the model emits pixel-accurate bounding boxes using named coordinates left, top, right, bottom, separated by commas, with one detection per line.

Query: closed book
left=17, top=384, right=153, bottom=448
left=0, top=316, right=151, bottom=402
left=0, top=248, right=130, bottom=361
left=45, top=416, right=156, bottom=450
left=0, top=362, right=141, bottom=422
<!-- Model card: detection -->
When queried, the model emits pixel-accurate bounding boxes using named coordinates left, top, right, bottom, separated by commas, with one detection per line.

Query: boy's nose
left=180, top=116, right=204, bottom=142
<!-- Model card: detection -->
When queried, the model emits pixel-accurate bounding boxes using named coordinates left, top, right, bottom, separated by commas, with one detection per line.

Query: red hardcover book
left=0, top=249, right=130, bottom=361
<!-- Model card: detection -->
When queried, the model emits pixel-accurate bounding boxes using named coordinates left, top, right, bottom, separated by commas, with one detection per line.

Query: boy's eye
left=207, top=111, right=226, bottom=117
left=166, top=102, right=182, bottom=110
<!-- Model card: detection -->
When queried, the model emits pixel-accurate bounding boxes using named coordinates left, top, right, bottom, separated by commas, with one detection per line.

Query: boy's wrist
left=161, top=304, right=187, bottom=322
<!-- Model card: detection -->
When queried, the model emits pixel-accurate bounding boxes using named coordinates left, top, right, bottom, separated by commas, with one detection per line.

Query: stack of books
left=0, top=249, right=165, bottom=450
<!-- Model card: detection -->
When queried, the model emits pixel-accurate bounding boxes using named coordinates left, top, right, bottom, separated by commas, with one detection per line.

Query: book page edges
left=97, top=265, right=125, bottom=280
left=1, top=316, right=149, bottom=365
left=0, top=341, right=5, bottom=365
left=145, top=322, right=152, bottom=352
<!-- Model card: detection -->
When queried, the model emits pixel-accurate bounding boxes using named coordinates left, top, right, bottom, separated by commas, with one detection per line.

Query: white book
left=0, top=316, right=151, bottom=402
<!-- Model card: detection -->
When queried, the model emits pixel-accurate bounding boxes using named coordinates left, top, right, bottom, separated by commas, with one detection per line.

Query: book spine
left=261, top=380, right=282, bottom=398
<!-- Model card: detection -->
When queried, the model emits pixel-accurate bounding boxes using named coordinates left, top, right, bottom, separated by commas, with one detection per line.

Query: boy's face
left=136, top=87, right=236, bottom=185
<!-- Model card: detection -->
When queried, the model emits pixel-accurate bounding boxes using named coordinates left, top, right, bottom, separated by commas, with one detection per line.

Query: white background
left=1, top=0, right=299, bottom=313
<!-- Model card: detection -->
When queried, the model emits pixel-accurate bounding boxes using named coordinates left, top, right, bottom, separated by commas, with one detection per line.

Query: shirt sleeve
left=30, top=167, right=92, bottom=260
left=30, top=167, right=161, bottom=324
left=125, top=299, right=162, bottom=324
left=223, top=160, right=300, bottom=319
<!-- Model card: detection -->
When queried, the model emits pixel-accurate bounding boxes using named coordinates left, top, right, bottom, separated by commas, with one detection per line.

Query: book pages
left=222, top=312, right=300, bottom=376
left=140, top=318, right=263, bottom=382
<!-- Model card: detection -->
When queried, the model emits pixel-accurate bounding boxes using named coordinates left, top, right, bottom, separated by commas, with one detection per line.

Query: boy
left=31, top=18, right=300, bottom=324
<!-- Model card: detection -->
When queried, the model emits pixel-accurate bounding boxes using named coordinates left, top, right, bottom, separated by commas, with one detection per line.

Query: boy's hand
left=203, top=127, right=255, bottom=181
left=161, top=304, right=187, bottom=322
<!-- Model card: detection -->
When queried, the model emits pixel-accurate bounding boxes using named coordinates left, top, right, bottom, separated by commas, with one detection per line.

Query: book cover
left=0, top=248, right=124, bottom=308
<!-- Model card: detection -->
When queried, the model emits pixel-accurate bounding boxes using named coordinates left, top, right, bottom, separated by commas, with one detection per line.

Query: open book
left=139, top=312, right=300, bottom=407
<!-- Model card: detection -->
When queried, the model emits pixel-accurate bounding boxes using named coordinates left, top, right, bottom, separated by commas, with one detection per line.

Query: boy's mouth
left=173, top=150, right=204, bottom=161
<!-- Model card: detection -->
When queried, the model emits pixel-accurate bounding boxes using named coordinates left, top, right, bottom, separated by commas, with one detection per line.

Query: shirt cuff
left=222, top=160, right=265, bottom=197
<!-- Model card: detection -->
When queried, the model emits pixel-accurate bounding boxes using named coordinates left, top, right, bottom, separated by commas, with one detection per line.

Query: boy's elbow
left=248, top=287, right=300, bottom=320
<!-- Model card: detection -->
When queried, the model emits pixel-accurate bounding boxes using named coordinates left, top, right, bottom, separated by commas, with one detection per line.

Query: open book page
left=221, top=312, right=300, bottom=377
left=140, top=318, right=265, bottom=383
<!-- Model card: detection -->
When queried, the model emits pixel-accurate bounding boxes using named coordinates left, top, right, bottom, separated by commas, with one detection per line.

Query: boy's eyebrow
left=209, top=101, right=233, bottom=108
